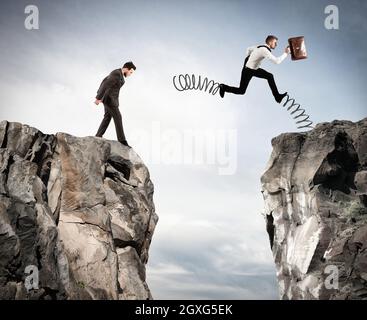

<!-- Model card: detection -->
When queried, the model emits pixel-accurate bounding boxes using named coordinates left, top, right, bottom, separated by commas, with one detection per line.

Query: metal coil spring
left=281, top=94, right=314, bottom=129
left=172, top=74, right=314, bottom=130
left=173, top=74, right=220, bottom=95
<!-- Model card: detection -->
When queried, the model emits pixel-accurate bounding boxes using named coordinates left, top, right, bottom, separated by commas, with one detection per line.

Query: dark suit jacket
left=96, top=68, right=125, bottom=107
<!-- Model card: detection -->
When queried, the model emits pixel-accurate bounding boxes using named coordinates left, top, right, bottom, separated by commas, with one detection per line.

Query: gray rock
left=0, top=121, right=158, bottom=300
left=261, top=117, right=367, bottom=299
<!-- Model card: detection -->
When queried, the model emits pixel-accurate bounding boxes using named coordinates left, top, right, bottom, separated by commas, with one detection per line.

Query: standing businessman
left=95, top=61, right=136, bottom=147
left=219, top=35, right=290, bottom=103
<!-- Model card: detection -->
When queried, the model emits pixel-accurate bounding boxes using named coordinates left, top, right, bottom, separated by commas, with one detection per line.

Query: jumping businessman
left=94, top=61, right=136, bottom=147
left=219, top=35, right=290, bottom=103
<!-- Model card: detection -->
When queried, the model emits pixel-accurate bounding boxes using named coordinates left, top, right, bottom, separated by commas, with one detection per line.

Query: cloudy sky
left=0, top=0, right=366, bottom=299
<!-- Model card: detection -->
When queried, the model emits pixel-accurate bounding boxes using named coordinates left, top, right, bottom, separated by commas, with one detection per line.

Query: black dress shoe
left=121, top=140, right=131, bottom=148
left=219, top=84, right=225, bottom=98
left=276, top=92, right=288, bottom=103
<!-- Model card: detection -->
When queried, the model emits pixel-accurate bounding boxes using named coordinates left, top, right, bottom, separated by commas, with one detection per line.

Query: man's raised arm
left=264, top=46, right=290, bottom=65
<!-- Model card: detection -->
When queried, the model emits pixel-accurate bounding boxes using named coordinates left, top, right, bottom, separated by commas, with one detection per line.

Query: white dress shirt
left=245, top=44, right=288, bottom=70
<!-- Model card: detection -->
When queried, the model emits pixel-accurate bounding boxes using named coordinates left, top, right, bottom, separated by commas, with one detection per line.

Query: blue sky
left=0, top=0, right=366, bottom=299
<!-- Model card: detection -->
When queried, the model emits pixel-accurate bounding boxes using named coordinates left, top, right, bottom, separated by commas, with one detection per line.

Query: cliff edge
left=0, top=121, right=158, bottom=299
left=261, top=118, right=367, bottom=299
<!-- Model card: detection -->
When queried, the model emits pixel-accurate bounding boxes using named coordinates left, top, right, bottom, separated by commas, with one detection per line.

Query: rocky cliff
left=0, top=121, right=158, bottom=300
left=261, top=118, right=367, bottom=299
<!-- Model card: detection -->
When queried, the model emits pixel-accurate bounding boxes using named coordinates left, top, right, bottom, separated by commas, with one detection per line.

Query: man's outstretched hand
left=285, top=46, right=291, bottom=54
left=94, top=99, right=102, bottom=105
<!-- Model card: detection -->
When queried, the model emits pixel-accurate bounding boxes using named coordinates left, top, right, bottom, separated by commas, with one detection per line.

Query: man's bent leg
left=108, top=105, right=127, bottom=143
left=222, top=67, right=253, bottom=95
left=253, top=68, right=282, bottom=101
left=96, top=105, right=112, bottom=137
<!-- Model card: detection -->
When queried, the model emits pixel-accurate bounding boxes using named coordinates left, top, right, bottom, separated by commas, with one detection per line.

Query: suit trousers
left=95, top=103, right=126, bottom=143
left=223, top=67, right=281, bottom=101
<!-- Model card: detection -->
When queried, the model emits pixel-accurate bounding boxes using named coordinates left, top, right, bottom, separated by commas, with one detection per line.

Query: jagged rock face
left=261, top=118, right=367, bottom=300
left=0, top=121, right=158, bottom=300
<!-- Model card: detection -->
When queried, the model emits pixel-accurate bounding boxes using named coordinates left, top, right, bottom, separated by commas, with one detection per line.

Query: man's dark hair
left=123, top=61, right=136, bottom=70
left=265, top=35, right=278, bottom=44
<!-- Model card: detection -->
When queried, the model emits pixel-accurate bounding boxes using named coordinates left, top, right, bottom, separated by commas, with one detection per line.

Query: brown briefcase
left=288, top=36, right=307, bottom=60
